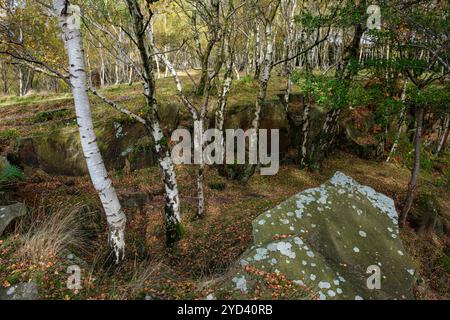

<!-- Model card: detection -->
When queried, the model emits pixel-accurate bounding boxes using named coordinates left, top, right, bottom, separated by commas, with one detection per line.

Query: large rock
left=0, top=156, right=8, bottom=172
left=0, top=203, right=27, bottom=236
left=9, top=119, right=157, bottom=176
left=229, top=172, right=416, bottom=300
left=340, top=107, right=382, bottom=160
left=0, top=282, right=39, bottom=300
left=410, top=194, right=448, bottom=236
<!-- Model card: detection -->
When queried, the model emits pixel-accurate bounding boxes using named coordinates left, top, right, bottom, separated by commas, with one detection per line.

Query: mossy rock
left=0, top=156, right=8, bottom=173
left=10, top=128, right=87, bottom=176
left=9, top=118, right=157, bottom=176
left=410, top=194, right=447, bottom=236
left=340, top=108, right=381, bottom=160
left=225, top=172, right=416, bottom=300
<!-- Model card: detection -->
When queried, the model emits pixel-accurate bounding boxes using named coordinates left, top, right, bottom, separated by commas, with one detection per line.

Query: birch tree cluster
left=0, top=0, right=448, bottom=263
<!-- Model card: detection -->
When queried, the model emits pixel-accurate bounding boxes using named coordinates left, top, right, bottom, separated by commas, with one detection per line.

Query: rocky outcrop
left=9, top=120, right=156, bottom=176
left=228, top=172, right=416, bottom=300
left=0, top=203, right=27, bottom=236
left=8, top=95, right=384, bottom=176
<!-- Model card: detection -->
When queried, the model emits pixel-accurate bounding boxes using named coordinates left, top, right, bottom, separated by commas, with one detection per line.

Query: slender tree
left=53, top=0, right=126, bottom=263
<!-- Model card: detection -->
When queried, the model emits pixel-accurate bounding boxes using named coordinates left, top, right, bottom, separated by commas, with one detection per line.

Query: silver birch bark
left=242, top=2, right=280, bottom=181
left=386, top=81, right=408, bottom=162
left=126, top=0, right=182, bottom=245
left=254, top=24, right=261, bottom=79
left=216, top=42, right=234, bottom=164
left=282, top=0, right=298, bottom=107
left=436, top=114, right=449, bottom=155
left=53, top=0, right=126, bottom=263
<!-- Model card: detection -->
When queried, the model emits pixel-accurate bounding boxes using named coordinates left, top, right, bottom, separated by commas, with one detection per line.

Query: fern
left=0, top=164, right=26, bottom=185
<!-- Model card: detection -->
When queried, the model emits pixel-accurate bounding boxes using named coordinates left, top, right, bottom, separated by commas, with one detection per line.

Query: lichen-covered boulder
left=0, top=203, right=27, bottom=236
left=0, top=282, right=39, bottom=300
left=230, top=172, right=416, bottom=300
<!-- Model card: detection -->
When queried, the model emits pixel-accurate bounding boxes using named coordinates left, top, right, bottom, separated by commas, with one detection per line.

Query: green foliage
left=441, top=255, right=450, bottom=275
left=239, top=75, right=254, bottom=85
left=293, top=71, right=375, bottom=111
left=0, top=129, right=19, bottom=140
left=408, top=85, right=450, bottom=111
left=34, top=109, right=69, bottom=123
left=434, top=166, right=450, bottom=191
left=405, top=147, right=434, bottom=172
left=293, top=71, right=348, bottom=110
left=374, top=96, right=405, bottom=133
left=295, top=13, right=326, bottom=30
left=0, top=164, right=26, bottom=185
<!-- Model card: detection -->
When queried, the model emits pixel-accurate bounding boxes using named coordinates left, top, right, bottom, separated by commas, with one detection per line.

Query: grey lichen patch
left=232, top=275, right=248, bottom=293
left=229, top=172, right=416, bottom=300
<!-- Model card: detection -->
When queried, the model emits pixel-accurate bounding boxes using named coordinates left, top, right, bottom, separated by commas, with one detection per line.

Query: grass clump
left=0, top=128, right=19, bottom=140
left=16, top=204, right=86, bottom=264
left=0, top=164, right=25, bottom=186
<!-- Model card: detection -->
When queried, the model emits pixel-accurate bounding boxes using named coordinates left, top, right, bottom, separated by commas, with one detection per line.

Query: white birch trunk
left=53, top=0, right=126, bottom=263
left=126, top=0, right=183, bottom=243
left=254, top=24, right=261, bottom=78
left=282, top=0, right=298, bottom=107
left=299, top=104, right=311, bottom=168
left=252, top=21, right=275, bottom=132
left=436, top=114, right=449, bottom=155
left=387, top=81, right=408, bottom=162
left=216, top=48, right=234, bottom=160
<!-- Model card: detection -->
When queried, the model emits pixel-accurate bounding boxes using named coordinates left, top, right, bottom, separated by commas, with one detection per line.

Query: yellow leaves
left=2, top=280, right=10, bottom=288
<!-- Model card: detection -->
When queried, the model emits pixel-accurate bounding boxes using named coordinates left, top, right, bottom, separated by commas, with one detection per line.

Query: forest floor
left=0, top=76, right=449, bottom=300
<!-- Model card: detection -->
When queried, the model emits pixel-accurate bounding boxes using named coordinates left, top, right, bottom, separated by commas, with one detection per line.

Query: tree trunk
left=399, top=106, right=424, bottom=227
left=194, top=120, right=206, bottom=219
left=18, top=66, right=25, bottom=96
left=242, top=20, right=275, bottom=181
left=216, top=49, right=234, bottom=161
left=53, top=0, right=126, bottom=263
left=126, top=0, right=183, bottom=245
left=100, top=49, right=105, bottom=87
left=436, top=114, right=449, bottom=155
left=299, top=103, right=311, bottom=168
left=254, top=24, right=261, bottom=79
left=387, top=81, right=408, bottom=162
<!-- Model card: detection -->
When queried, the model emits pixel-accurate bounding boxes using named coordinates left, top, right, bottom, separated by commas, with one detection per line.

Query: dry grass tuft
left=16, top=204, right=86, bottom=264
left=120, top=259, right=162, bottom=299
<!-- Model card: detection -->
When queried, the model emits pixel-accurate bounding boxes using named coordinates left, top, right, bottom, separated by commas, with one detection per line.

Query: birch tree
left=386, top=80, right=408, bottom=162
left=124, top=0, right=183, bottom=244
left=388, top=0, right=450, bottom=226
left=53, top=0, right=126, bottom=263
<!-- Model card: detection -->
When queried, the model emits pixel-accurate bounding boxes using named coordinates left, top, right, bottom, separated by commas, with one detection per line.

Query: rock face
left=118, top=191, right=150, bottom=210
left=0, top=203, right=27, bottom=236
left=0, top=282, right=39, bottom=300
left=410, top=194, right=448, bottom=236
left=9, top=120, right=156, bottom=176
left=231, top=172, right=416, bottom=300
